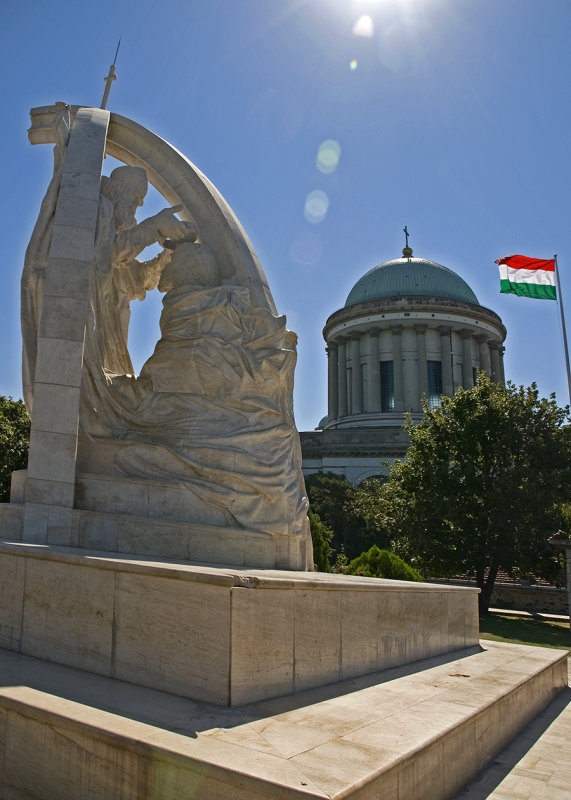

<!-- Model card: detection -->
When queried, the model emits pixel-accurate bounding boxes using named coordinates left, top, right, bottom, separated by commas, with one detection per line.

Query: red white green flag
left=495, top=255, right=556, bottom=300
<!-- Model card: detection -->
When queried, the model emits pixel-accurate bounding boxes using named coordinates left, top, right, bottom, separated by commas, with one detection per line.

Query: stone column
left=392, top=326, right=404, bottom=412
left=351, top=334, right=362, bottom=415
left=368, top=330, right=381, bottom=412
left=24, top=107, right=110, bottom=545
left=461, top=330, right=473, bottom=389
left=477, top=335, right=492, bottom=377
left=416, top=326, right=428, bottom=411
left=499, top=345, right=506, bottom=385
left=489, top=342, right=501, bottom=383
left=439, top=326, right=454, bottom=397
left=337, top=339, right=347, bottom=417
left=327, top=342, right=338, bottom=421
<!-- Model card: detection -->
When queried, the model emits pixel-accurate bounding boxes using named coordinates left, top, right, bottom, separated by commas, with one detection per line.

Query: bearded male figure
left=89, top=165, right=195, bottom=380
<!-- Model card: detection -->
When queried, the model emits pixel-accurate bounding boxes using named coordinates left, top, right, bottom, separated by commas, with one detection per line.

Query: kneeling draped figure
left=96, top=240, right=309, bottom=539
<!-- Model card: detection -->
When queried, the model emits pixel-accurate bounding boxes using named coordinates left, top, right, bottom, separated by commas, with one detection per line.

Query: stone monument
left=0, top=104, right=565, bottom=799
left=15, top=103, right=312, bottom=570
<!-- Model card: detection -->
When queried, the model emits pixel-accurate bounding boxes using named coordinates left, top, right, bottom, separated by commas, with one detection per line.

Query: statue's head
left=100, top=166, right=148, bottom=231
left=159, top=242, right=218, bottom=292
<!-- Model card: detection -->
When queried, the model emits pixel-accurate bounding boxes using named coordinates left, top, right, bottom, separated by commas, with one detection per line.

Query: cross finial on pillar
left=402, top=225, right=413, bottom=259
left=100, top=39, right=121, bottom=110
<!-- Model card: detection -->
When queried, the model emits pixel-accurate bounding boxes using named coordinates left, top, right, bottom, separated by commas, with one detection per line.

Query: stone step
left=0, top=642, right=566, bottom=799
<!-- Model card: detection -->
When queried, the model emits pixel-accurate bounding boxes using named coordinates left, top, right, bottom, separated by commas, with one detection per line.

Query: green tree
left=304, top=472, right=388, bottom=560
left=308, top=507, right=333, bottom=572
left=347, top=545, right=422, bottom=581
left=383, top=375, right=570, bottom=613
left=0, top=396, right=30, bottom=503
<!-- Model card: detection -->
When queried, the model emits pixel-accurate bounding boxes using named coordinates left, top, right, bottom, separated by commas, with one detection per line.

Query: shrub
left=347, top=545, right=422, bottom=581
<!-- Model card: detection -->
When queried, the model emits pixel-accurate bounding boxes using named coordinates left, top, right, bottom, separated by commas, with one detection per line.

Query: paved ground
left=454, top=659, right=571, bottom=800
left=0, top=647, right=568, bottom=799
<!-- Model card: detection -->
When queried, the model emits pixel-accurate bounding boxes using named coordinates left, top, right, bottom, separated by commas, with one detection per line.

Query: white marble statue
left=20, top=105, right=312, bottom=565
left=22, top=130, right=194, bottom=413
left=93, top=240, right=309, bottom=538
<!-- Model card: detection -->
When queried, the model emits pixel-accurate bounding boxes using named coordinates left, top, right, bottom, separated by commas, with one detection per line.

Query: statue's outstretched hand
left=152, top=206, right=197, bottom=243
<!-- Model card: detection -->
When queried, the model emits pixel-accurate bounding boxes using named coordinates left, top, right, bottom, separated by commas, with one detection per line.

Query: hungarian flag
left=495, top=255, right=556, bottom=300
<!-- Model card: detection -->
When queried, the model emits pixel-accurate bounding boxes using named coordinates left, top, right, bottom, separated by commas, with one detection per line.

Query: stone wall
left=490, top=584, right=568, bottom=616
left=442, top=579, right=569, bottom=616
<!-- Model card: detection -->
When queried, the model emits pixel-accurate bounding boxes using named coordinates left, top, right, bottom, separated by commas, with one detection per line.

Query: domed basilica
left=301, top=241, right=507, bottom=483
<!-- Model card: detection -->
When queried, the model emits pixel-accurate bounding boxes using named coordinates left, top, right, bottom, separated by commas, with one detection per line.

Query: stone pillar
left=392, top=326, right=404, bottom=412
left=477, top=335, right=492, bottom=377
left=416, top=326, right=428, bottom=411
left=337, top=339, right=347, bottom=417
left=439, top=326, right=454, bottom=397
left=23, top=107, right=110, bottom=545
left=368, top=330, right=381, bottom=412
left=490, top=342, right=501, bottom=383
left=461, top=330, right=473, bottom=389
left=327, top=342, right=338, bottom=421
left=351, top=334, right=362, bottom=415
left=499, top=345, right=506, bottom=385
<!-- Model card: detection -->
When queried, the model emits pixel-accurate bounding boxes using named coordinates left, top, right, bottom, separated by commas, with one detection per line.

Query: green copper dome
left=345, top=257, right=479, bottom=307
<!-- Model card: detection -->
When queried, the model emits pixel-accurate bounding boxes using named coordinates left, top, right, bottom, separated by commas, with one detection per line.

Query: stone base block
left=0, top=540, right=479, bottom=706
left=4, top=471, right=310, bottom=569
left=0, top=642, right=566, bottom=799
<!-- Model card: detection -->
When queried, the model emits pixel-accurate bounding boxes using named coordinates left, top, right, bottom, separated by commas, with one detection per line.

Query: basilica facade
left=301, top=246, right=506, bottom=483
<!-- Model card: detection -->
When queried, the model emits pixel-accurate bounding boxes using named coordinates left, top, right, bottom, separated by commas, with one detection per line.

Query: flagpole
left=554, top=254, right=571, bottom=405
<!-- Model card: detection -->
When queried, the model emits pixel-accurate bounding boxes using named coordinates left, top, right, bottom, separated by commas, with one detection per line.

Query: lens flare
left=290, top=232, right=324, bottom=268
left=349, top=59, right=358, bottom=70
left=316, top=140, right=341, bottom=174
left=304, top=190, right=330, bottom=224
left=353, top=15, right=374, bottom=38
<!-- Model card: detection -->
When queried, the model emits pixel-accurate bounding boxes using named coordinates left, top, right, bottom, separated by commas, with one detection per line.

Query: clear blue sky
left=1, top=0, right=570, bottom=431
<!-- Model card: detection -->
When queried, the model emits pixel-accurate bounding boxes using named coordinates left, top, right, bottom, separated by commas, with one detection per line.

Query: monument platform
left=0, top=641, right=566, bottom=799
left=5, top=471, right=310, bottom=569
left=0, top=540, right=478, bottom=707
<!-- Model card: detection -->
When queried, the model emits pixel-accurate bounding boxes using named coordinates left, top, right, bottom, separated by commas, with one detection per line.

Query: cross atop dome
left=402, top=225, right=413, bottom=258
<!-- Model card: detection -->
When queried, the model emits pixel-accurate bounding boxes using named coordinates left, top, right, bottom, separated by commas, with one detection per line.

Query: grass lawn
left=479, top=613, right=571, bottom=653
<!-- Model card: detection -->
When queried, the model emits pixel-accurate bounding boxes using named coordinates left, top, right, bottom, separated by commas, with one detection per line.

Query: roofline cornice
left=323, top=296, right=506, bottom=342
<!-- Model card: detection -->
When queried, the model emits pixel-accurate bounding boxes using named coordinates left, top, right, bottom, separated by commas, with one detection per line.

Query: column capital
left=438, top=325, right=451, bottom=336
left=391, top=325, right=403, bottom=336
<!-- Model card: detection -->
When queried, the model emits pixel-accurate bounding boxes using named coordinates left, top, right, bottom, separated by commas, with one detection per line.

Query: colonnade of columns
left=326, top=326, right=505, bottom=423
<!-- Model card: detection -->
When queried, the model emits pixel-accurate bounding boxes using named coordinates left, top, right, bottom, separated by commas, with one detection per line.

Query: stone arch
left=28, top=104, right=277, bottom=314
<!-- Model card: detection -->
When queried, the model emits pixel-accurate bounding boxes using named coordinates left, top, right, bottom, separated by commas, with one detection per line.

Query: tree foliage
left=304, top=472, right=388, bottom=560
left=383, top=375, right=570, bottom=612
left=346, top=545, right=422, bottom=581
left=0, top=396, right=30, bottom=503
left=308, top=507, right=334, bottom=572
